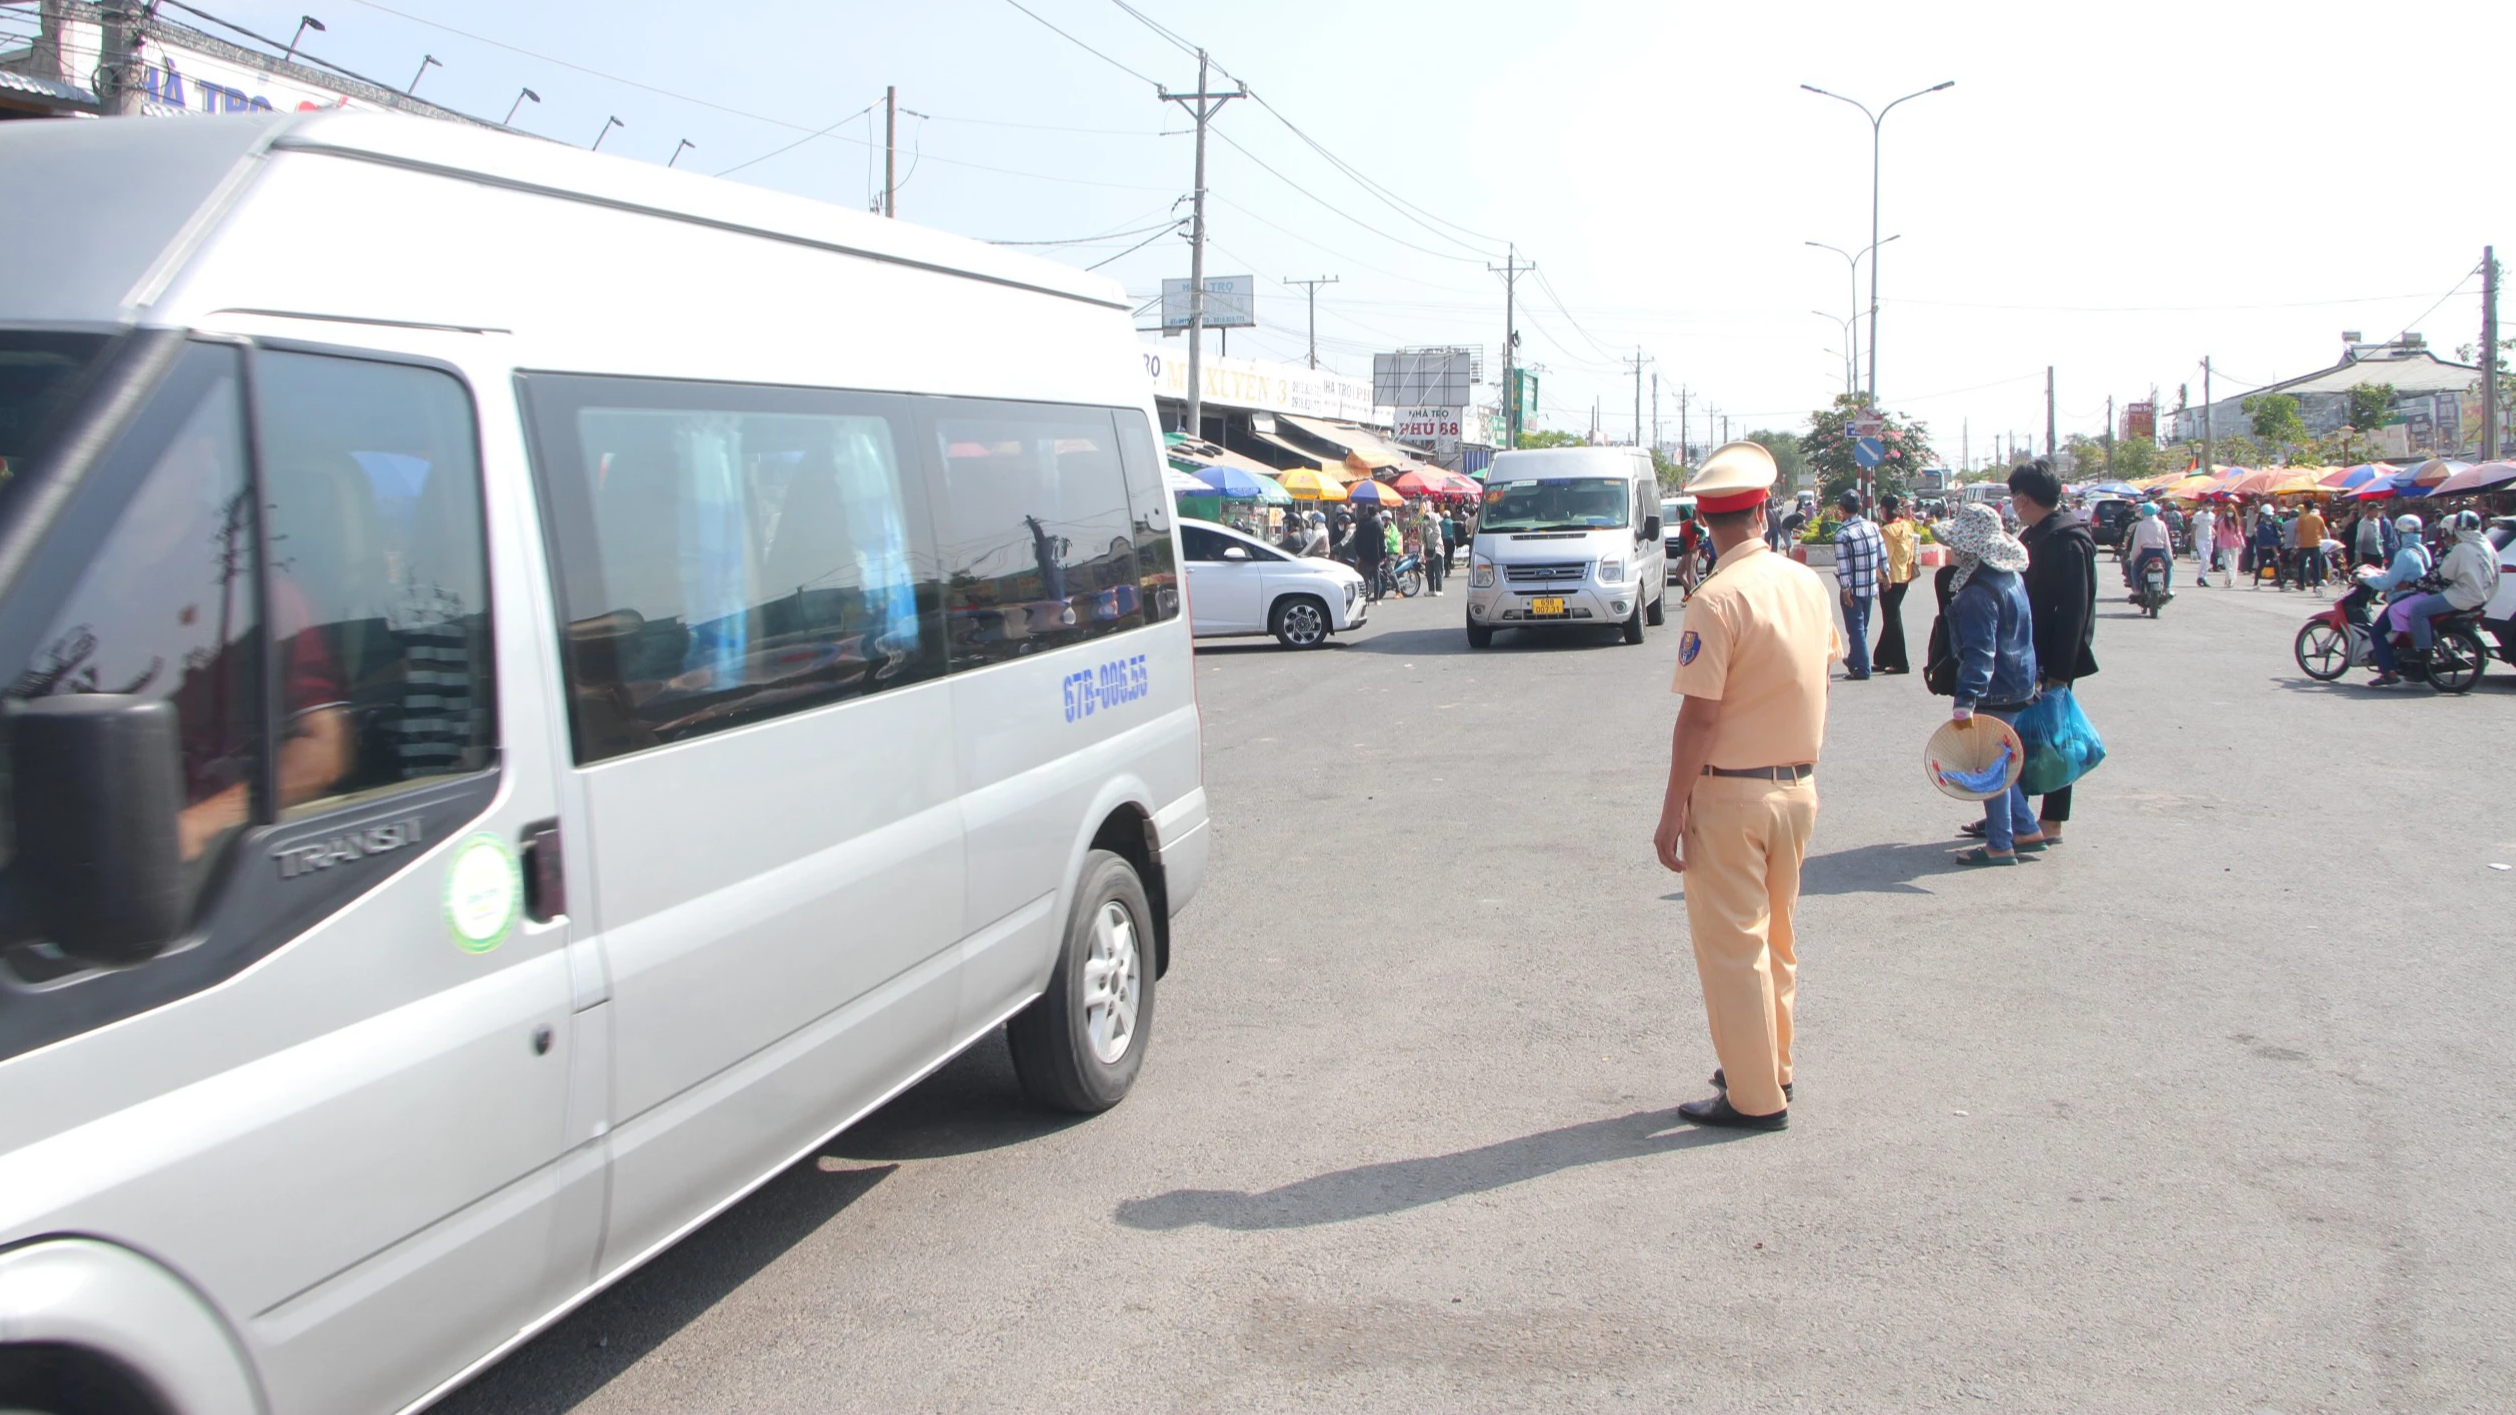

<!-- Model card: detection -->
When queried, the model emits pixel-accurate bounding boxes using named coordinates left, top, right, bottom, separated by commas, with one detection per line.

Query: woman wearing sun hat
left=1941, top=503, right=2045, bottom=865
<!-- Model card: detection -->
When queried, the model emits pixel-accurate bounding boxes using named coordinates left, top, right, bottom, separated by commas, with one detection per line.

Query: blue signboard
left=1854, top=436, right=1885, bottom=468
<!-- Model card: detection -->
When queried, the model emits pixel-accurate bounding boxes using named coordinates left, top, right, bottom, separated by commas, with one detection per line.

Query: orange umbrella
left=1276, top=468, right=1348, bottom=501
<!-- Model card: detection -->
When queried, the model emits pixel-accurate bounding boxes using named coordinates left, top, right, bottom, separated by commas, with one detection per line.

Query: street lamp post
left=502, top=86, right=540, bottom=127
left=1800, top=80, right=1954, bottom=406
left=1805, top=235, right=1899, bottom=395
left=282, top=15, right=323, bottom=64
left=591, top=116, right=624, bottom=152
left=1812, top=311, right=1856, bottom=395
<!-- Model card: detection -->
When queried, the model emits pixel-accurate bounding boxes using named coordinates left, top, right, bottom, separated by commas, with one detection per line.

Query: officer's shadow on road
left=1112, top=1109, right=1746, bottom=1232
left=1795, top=840, right=1968, bottom=895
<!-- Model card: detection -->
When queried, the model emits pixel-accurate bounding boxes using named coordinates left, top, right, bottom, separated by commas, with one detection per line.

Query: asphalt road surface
left=441, top=561, right=2516, bottom=1414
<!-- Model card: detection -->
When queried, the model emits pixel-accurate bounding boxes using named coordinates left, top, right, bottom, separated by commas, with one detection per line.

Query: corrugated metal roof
left=0, top=68, right=99, bottom=107
left=1280, top=413, right=1411, bottom=468
left=2273, top=352, right=2481, bottom=397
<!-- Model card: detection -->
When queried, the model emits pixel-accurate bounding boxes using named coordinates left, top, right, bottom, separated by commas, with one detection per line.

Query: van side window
left=6, top=345, right=260, bottom=880
left=522, top=376, right=943, bottom=766
left=253, top=351, right=497, bottom=819
left=928, top=400, right=1144, bottom=670
left=1112, top=412, right=1181, bottom=622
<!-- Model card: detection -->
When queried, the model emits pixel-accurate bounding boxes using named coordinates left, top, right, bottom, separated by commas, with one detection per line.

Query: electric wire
left=997, top=0, right=1159, bottom=87
left=1207, top=126, right=1486, bottom=265
left=714, top=98, right=879, bottom=177
left=1086, top=221, right=1185, bottom=270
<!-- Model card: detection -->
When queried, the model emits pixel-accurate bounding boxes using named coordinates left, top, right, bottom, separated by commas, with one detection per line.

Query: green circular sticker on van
left=444, top=832, right=521, bottom=954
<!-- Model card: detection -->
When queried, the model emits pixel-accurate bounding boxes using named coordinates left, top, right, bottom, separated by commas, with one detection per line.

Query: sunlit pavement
left=441, top=571, right=2515, bottom=1414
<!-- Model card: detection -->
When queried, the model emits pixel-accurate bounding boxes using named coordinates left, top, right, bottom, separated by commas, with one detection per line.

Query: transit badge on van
left=443, top=832, right=523, bottom=954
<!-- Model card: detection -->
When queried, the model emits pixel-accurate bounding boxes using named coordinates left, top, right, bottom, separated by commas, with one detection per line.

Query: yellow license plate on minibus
left=1530, top=597, right=1566, bottom=616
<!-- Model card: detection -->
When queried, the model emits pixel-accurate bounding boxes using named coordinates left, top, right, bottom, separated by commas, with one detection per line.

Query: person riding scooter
left=2122, top=501, right=2174, bottom=601
left=2355, top=512, right=2436, bottom=687
left=2379, top=510, right=2502, bottom=666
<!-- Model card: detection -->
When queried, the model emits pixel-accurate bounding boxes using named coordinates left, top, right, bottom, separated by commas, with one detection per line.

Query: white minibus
left=1465, top=446, right=1667, bottom=647
left=0, top=112, right=1204, bottom=1415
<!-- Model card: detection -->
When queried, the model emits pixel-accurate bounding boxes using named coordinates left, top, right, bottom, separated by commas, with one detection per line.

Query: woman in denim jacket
left=1942, top=504, right=2045, bottom=865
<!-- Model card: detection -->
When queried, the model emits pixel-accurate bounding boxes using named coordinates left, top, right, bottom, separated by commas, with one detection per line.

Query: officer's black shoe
left=1709, top=1068, right=1792, bottom=1102
left=1678, top=1093, right=1788, bottom=1130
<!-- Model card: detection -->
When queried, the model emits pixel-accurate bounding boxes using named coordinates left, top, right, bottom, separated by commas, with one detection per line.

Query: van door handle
left=521, top=820, right=565, bottom=923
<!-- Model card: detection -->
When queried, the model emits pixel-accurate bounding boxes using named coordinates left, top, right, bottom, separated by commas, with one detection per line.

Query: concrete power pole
left=1626, top=347, right=1649, bottom=448
left=1678, top=387, right=1689, bottom=465
left=2045, top=366, right=2057, bottom=458
left=97, top=0, right=144, bottom=113
left=1161, top=52, right=1244, bottom=441
left=2201, top=357, right=2214, bottom=481
left=1489, top=245, right=1534, bottom=447
left=883, top=87, right=897, bottom=218
left=1285, top=275, right=1338, bottom=370
left=1651, top=371, right=1660, bottom=457
left=2105, top=394, right=2115, bottom=470
left=2483, top=245, right=2501, bottom=460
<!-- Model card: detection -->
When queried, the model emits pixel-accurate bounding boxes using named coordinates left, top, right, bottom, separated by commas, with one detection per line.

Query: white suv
left=1181, top=518, right=1369, bottom=648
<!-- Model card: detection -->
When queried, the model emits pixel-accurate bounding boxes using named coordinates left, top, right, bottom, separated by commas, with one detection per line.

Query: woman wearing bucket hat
left=1941, top=504, right=2045, bottom=865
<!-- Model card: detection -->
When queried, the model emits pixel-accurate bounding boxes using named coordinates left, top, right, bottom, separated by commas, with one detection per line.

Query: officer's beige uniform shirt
left=1671, top=540, right=1841, bottom=767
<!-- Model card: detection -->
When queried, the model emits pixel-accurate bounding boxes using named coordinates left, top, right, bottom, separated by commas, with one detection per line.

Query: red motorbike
left=2294, top=583, right=2488, bottom=694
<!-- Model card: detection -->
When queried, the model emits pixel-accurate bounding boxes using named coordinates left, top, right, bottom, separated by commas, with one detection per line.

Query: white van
left=0, top=113, right=1205, bottom=1415
left=1465, top=447, right=1667, bottom=647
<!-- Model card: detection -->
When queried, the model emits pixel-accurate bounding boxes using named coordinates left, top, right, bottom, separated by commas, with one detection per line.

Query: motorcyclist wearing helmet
left=2355, top=512, right=2437, bottom=686
left=2378, top=509, right=2503, bottom=667
left=2122, top=501, right=2174, bottom=600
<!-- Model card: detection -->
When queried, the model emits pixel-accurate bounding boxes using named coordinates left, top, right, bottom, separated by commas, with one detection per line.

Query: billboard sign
left=1373, top=349, right=1475, bottom=408
left=1159, top=276, right=1256, bottom=331
left=2124, top=401, right=2157, bottom=441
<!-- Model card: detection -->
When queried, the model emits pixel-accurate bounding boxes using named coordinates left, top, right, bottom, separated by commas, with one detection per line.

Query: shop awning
left=1280, top=414, right=1411, bottom=469
left=1249, top=428, right=1341, bottom=471
left=1166, top=435, right=1284, bottom=480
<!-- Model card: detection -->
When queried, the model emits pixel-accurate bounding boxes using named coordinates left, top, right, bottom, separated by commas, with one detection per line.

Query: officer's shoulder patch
left=1679, top=630, right=1701, bottom=666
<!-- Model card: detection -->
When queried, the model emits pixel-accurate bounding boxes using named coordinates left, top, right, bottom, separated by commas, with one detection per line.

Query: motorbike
left=2293, top=583, right=2488, bottom=694
left=2132, top=550, right=2170, bottom=618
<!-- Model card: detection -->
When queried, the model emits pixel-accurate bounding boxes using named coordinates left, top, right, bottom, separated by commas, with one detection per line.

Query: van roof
left=0, top=111, right=1127, bottom=327
left=1486, top=447, right=1647, bottom=477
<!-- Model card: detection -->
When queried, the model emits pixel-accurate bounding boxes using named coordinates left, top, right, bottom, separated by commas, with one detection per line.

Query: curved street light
left=1799, top=80, right=1953, bottom=405
left=503, top=86, right=540, bottom=127
left=1806, top=234, right=1900, bottom=394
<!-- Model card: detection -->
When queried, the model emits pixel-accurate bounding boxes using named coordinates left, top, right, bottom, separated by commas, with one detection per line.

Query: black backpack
left=1921, top=564, right=1961, bottom=695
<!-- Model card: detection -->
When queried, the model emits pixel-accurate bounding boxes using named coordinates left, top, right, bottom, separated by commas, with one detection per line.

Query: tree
left=1649, top=447, right=1686, bottom=491
left=2243, top=392, right=2308, bottom=452
left=2062, top=433, right=2108, bottom=480
left=1740, top=429, right=1809, bottom=490
left=1515, top=428, right=1583, bottom=450
left=2338, top=381, right=2394, bottom=465
left=1798, top=394, right=1935, bottom=504
left=2112, top=436, right=2160, bottom=481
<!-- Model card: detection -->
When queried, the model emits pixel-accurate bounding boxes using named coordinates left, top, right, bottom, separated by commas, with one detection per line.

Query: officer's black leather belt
left=1702, top=763, right=1815, bottom=781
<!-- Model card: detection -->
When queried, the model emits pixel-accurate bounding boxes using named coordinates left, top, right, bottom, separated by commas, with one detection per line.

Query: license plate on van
left=1530, top=597, right=1566, bottom=616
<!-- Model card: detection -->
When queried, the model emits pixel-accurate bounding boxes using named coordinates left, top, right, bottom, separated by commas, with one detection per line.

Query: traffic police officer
left=1651, top=441, right=1840, bottom=1130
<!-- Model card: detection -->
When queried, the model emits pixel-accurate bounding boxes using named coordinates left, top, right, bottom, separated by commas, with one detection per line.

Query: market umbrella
left=1275, top=467, right=1348, bottom=501
left=1164, top=466, right=1219, bottom=495
left=1344, top=479, right=1408, bottom=506
left=2431, top=460, right=2516, bottom=496
left=2321, top=462, right=2395, bottom=490
left=1390, top=469, right=1448, bottom=497
left=1196, top=466, right=1292, bottom=503
left=2162, top=471, right=2220, bottom=498
left=2266, top=469, right=2329, bottom=497
left=2085, top=481, right=2140, bottom=498
left=2405, top=458, right=2472, bottom=493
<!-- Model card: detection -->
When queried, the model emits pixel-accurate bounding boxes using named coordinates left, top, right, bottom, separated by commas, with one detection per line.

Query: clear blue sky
left=198, top=0, right=2516, bottom=460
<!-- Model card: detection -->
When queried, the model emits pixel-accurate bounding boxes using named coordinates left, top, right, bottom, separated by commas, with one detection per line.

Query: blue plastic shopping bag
left=2016, top=687, right=2106, bottom=796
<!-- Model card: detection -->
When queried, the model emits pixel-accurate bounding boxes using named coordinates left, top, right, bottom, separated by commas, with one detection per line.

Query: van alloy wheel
left=1008, top=849, right=1157, bottom=1112
left=1081, top=900, right=1141, bottom=1065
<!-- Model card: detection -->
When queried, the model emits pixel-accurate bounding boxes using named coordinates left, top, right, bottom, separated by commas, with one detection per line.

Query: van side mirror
left=10, top=695, right=188, bottom=965
left=1642, top=515, right=1662, bottom=541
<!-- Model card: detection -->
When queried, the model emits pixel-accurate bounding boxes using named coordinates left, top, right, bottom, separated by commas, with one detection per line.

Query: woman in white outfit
left=2189, top=505, right=2216, bottom=589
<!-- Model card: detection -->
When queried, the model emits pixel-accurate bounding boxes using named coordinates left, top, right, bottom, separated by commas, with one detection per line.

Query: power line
left=1085, top=221, right=1187, bottom=270
left=1207, top=126, right=1485, bottom=264
left=714, top=98, right=879, bottom=177
left=997, top=0, right=1159, bottom=87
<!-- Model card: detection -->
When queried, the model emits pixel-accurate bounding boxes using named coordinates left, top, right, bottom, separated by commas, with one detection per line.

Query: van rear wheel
left=1008, top=850, right=1154, bottom=1113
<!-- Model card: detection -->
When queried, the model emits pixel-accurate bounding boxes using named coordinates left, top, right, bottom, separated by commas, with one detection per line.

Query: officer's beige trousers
left=1680, top=774, right=1819, bottom=1118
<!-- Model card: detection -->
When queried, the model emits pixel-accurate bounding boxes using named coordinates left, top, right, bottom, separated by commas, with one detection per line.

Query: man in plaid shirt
left=1830, top=489, right=1883, bottom=680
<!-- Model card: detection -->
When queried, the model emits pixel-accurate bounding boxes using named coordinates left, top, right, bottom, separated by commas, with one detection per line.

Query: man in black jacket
left=1997, top=459, right=2098, bottom=841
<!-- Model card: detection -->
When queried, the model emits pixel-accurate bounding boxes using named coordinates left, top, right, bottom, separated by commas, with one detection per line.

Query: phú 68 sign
left=1394, top=408, right=1462, bottom=441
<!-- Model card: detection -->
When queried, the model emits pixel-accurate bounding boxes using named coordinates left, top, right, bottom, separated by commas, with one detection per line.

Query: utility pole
left=1625, top=347, right=1649, bottom=448
left=2045, top=366, right=2056, bottom=458
left=1161, top=52, right=1245, bottom=441
left=883, top=86, right=897, bottom=218
left=1651, top=371, right=1661, bottom=457
left=2105, top=395, right=2115, bottom=469
left=2483, top=245, right=2501, bottom=460
left=1286, top=275, right=1338, bottom=369
left=2201, top=357, right=2214, bottom=481
left=1678, top=387, right=1690, bottom=465
left=97, top=0, right=144, bottom=113
left=1489, top=245, right=1534, bottom=447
